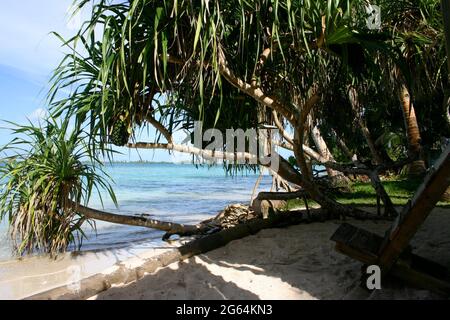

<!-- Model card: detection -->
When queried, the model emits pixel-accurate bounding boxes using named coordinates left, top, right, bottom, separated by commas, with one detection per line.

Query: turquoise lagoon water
left=0, top=163, right=272, bottom=261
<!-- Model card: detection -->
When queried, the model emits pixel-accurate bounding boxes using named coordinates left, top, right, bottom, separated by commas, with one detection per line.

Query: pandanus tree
left=0, top=119, right=117, bottom=254
left=382, top=0, right=448, bottom=175
left=48, top=0, right=398, bottom=212
left=0, top=0, right=448, bottom=255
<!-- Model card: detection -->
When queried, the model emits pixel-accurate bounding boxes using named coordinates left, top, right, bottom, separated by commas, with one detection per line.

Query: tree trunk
left=311, top=124, right=338, bottom=178
left=26, top=208, right=324, bottom=300
left=311, top=124, right=349, bottom=187
left=348, top=87, right=384, bottom=165
left=368, top=171, right=398, bottom=217
left=293, top=125, right=367, bottom=218
left=332, top=129, right=357, bottom=162
left=71, top=201, right=211, bottom=238
left=399, top=85, right=426, bottom=176
left=251, top=190, right=308, bottom=218
left=442, top=0, right=450, bottom=75
left=303, top=115, right=315, bottom=180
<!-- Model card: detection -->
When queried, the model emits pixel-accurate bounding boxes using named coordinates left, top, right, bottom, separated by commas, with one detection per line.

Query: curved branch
left=70, top=201, right=209, bottom=237
left=272, top=111, right=294, bottom=145
left=128, top=141, right=305, bottom=188
left=217, top=47, right=296, bottom=124
left=331, top=129, right=356, bottom=161
left=145, top=114, right=173, bottom=144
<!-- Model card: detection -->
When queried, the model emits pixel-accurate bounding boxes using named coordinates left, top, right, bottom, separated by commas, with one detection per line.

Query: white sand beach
left=0, top=245, right=172, bottom=300
left=83, top=207, right=450, bottom=300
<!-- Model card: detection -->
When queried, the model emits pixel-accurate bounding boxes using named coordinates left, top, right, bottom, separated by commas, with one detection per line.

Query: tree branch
left=127, top=142, right=258, bottom=163
left=145, top=114, right=173, bottom=144
left=272, top=110, right=294, bottom=145
left=70, top=201, right=209, bottom=237
left=217, top=47, right=297, bottom=124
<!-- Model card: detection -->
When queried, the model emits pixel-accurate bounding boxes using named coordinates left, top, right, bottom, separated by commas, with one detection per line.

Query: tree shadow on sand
left=93, top=259, right=259, bottom=300
left=92, top=221, right=364, bottom=300
left=92, top=208, right=450, bottom=300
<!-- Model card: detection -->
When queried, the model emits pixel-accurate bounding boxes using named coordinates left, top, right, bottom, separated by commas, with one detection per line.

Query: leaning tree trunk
left=348, top=87, right=384, bottom=165
left=399, top=85, right=426, bottom=176
left=331, top=129, right=357, bottom=162
left=293, top=104, right=367, bottom=218
left=311, top=124, right=349, bottom=186
left=70, top=201, right=211, bottom=239
left=441, top=0, right=450, bottom=201
left=311, top=124, right=338, bottom=177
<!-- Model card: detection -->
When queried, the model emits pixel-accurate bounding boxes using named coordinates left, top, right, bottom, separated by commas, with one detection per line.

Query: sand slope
left=90, top=207, right=450, bottom=300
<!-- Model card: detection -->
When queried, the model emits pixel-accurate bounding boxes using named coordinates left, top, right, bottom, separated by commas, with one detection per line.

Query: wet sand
left=0, top=245, right=171, bottom=299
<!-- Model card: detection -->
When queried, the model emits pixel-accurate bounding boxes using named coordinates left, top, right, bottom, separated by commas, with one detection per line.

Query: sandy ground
left=89, top=207, right=450, bottom=300
left=0, top=245, right=171, bottom=300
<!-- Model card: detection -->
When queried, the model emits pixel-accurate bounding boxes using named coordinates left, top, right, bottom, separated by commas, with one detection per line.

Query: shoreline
left=0, top=242, right=174, bottom=300
left=12, top=206, right=450, bottom=300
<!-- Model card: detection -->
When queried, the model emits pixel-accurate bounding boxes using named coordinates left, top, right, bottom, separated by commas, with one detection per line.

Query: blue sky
left=0, top=1, right=290, bottom=163
left=0, top=1, right=72, bottom=126
left=0, top=1, right=187, bottom=162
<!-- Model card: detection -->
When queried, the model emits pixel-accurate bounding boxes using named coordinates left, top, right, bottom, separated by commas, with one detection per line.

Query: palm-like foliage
left=2, top=0, right=446, bottom=255
left=50, top=0, right=446, bottom=151
left=48, top=1, right=399, bottom=152
left=0, top=119, right=116, bottom=255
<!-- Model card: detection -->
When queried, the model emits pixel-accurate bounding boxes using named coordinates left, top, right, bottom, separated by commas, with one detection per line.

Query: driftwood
left=251, top=190, right=309, bottom=218
left=26, top=208, right=318, bottom=300
left=28, top=199, right=393, bottom=300
left=201, top=204, right=259, bottom=229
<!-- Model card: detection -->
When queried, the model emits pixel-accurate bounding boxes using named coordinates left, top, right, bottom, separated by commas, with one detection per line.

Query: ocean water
left=0, top=163, right=272, bottom=261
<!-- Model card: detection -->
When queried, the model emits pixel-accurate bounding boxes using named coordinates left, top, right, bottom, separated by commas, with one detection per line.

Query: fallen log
left=26, top=208, right=316, bottom=300
left=28, top=205, right=388, bottom=300
left=251, top=190, right=309, bottom=218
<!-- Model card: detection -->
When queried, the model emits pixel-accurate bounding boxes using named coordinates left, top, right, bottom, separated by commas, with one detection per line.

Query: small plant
left=0, top=118, right=116, bottom=256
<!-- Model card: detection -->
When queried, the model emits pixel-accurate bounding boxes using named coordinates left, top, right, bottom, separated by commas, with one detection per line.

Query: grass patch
left=286, top=178, right=450, bottom=209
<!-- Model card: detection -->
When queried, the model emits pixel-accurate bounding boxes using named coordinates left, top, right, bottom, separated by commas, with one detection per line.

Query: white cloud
left=0, top=1, right=91, bottom=77
left=28, top=108, right=47, bottom=123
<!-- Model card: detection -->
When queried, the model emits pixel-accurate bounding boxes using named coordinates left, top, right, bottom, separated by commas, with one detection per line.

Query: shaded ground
left=91, top=207, right=450, bottom=300
left=287, top=179, right=450, bottom=209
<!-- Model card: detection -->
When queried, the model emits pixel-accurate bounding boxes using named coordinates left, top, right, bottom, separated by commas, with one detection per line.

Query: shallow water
left=0, top=163, right=272, bottom=261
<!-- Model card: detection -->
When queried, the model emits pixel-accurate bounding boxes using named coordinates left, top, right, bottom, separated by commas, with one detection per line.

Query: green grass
left=286, top=178, right=450, bottom=210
